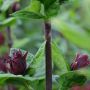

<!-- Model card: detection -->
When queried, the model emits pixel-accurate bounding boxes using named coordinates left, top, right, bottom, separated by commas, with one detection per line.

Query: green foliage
left=12, top=11, right=44, bottom=19
left=30, top=42, right=45, bottom=79
left=38, top=0, right=57, bottom=8
left=59, top=71, right=87, bottom=90
left=0, top=73, right=35, bottom=85
left=78, top=68, right=90, bottom=80
left=0, top=17, right=16, bottom=27
left=25, top=0, right=41, bottom=13
left=12, top=0, right=44, bottom=19
left=0, top=73, right=37, bottom=90
left=52, top=19, right=90, bottom=50
left=52, top=42, right=70, bottom=75
left=12, top=0, right=60, bottom=19
left=45, top=2, right=60, bottom=18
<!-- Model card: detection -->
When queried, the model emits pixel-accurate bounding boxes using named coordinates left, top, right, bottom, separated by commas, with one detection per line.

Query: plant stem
left=6, top=26, right=13, bottom=49
left=6, top=10, right=13, bottom=50
left=44, top=20, right=52, bottom=90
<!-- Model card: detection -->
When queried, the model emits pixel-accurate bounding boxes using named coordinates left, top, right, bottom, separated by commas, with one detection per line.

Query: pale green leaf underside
left=52, top=18, right=90, bottom=50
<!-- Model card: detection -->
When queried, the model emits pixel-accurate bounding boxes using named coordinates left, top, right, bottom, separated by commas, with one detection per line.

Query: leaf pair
left=11, top=0, right=60, bottom=19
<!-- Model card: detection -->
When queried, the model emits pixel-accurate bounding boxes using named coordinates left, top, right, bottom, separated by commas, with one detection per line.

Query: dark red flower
left=0, top=32, right=5, bottom=45
left=71, top=53, right=90, bottom=70
left=7, top=50, right=28, bottom=75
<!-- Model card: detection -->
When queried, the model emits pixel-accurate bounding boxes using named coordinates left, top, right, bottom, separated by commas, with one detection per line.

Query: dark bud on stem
left=12, top=2, right=20, bottom=12
left=0, top=32, right=5, bottom=46
left=71, top=53, right=90, bottom=70
left=7, top=50, right=28, bottom=75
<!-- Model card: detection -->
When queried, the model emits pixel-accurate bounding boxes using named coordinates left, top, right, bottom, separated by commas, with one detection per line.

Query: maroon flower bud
left=0, top=32, right=5, bottom=45
left=12, top=2, right=20, bottom=12
left=0, top=58, right=7, bottom=72
left=71, top=53, right=90, bottom=70
left=7, top=50, right=28, bottom=75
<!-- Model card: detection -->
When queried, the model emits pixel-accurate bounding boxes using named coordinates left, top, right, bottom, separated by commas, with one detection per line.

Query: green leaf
left=12, top=0, right=44, bottom=19
left=12, top=11, right=44, bottom=19
left=77, top=68, right=90, bottom=80
left=10, top=48, right=34, bottom=68
left=38, top=0, right=59, bottom=18
left=25, top=0, right=41, bottom=13
left=0, top=73, right=42, bottom=90
left=0, top=0, right=2, bottom=7
left=29, top=41, right=69, bottom=78
left=52, top=19, right=90, bottom=50
left=0, top=73, right=35, bottom=85
left=1, top=0, right=16, bottom=11
left=52, top=42, right=70, bottom=75
left=59, top=71, right=87, bottom=90
left=30, top=42, right=46, bottom=79
left=0, top=17, right=16, bottom=26
left=45, top=2, right=59, bottom=18
left=38, top=0, right=57, bottom=9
